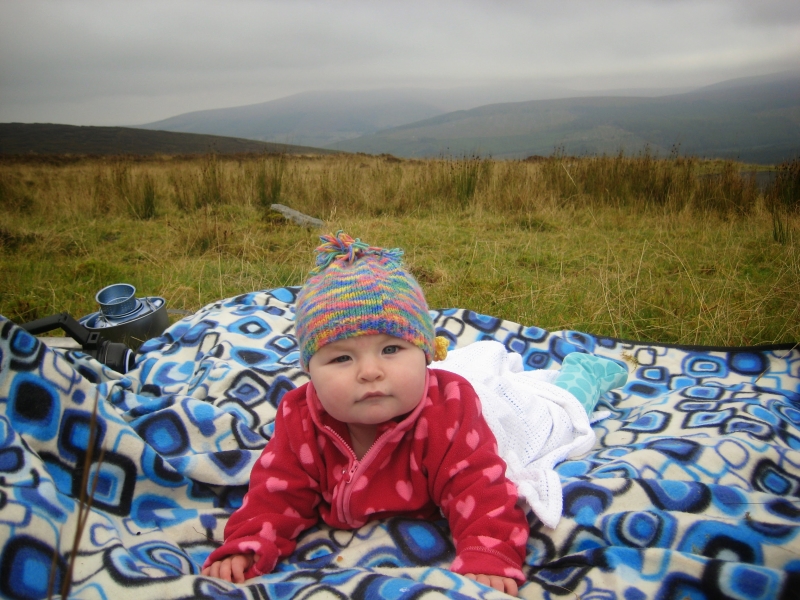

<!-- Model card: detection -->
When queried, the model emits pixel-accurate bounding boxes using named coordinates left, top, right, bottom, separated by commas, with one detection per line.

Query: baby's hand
left=465, top=573, right=519, bottom=596
left=201, top=553, right=255, bottom=583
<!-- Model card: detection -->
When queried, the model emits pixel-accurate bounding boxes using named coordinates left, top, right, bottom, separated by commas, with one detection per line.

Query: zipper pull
left=345, top=461, right=359, bottom=483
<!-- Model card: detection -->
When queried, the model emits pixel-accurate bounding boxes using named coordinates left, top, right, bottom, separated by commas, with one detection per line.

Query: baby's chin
left=350, top=401, right=415, bottom=424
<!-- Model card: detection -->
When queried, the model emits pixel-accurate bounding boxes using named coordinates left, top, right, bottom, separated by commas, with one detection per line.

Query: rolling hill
left=138, top=83, right=691, bottom=150
left=5, top=72, right=797, bottom=163
left=0, top=123, right=335, bottom=156
left=332, top=72, right=800, bottom=164
left=139, top=89, right=447, bottom=149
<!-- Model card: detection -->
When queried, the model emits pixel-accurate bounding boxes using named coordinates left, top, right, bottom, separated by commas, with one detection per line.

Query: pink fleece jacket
left=204, top=368, right=528, bottom=583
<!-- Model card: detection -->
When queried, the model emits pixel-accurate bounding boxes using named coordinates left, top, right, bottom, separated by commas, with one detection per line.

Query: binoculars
left=20, top=283, right=169, bottom=374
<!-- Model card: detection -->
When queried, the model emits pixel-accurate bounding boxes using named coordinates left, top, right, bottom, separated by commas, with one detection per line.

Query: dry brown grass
left=1, top=152, right=797, bottom=346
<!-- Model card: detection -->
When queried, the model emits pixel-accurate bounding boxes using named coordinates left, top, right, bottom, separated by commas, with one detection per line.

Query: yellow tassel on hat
left=433, top=336, right=449, bottom=362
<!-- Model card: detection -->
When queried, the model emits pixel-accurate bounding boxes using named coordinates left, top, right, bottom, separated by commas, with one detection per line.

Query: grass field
left=1, top=152, right=798, bottom=347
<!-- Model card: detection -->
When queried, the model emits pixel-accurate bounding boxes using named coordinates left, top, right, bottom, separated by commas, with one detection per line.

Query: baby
left=202, top=232, right=529, bottom=596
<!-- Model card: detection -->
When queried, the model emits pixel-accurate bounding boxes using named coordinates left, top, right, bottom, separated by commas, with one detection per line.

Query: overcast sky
left=1, top=0, right=798, bottom=126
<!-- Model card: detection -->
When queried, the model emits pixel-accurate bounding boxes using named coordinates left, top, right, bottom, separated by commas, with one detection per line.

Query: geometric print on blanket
left=0, top=287, right=799, bottom=599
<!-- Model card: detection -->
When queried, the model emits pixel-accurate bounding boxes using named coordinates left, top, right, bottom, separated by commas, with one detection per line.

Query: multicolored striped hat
left=295, top=231, right=435, bottom=369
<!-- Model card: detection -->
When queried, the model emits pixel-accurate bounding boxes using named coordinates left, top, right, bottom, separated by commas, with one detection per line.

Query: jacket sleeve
left=203, top=389, right=321, bottom=578
left=425, top=371, right=528, bottom=585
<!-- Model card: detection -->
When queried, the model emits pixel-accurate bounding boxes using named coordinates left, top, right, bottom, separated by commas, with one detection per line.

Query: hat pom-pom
left=433, top=336, right=449, bottom=362
left=311, top=230, right=402, bottom=274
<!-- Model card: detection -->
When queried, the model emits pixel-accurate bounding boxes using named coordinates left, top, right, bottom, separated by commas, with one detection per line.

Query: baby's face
left=308, top=334, right=427, bottom=426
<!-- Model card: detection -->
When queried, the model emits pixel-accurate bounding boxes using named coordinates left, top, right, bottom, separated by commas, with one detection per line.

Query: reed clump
left=0, top=151, right=797, bottom=346
left=538, top=149, right=760, bottom=214
left=765, top=159, right=800, bottom=244
left=256, top=154, right=287, bottom=211
left=767, top=158, right=800, bottom=213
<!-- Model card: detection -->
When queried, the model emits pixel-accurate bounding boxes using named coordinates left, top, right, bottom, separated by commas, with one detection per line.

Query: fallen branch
left=270, top=204, right=324, bottom=228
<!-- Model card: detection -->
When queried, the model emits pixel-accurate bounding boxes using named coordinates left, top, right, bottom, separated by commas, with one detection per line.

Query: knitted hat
left=295, top=231, right=436, bottom=370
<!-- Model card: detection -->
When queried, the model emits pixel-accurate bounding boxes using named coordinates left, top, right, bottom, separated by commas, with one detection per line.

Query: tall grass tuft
left=695, top=161, right=758, bottom=215
left=541, top=148, right=682, bottom=208
left=92, top=167, right=114, bottom=214
left=257, top=154, right=286, bottom=211
left=0, top=171, right=35, bottom=212
left=130, top=173, right=158, bottom=220
left=766, top=158, right=800, bottom=244
left=111, top=162, right=131, bottom=203
left=771, top=208, right=792, bottom=244
left=538, top=148, right=759, bottom=214
left=197, top=154, right=224, bottom=207
left=372, top=160, right=404, bottom=208
left=451, top=154, right=490, bottom=207
left=169, top=171, right=195, bottom=213
left=767, top=158, right=800, bottom=213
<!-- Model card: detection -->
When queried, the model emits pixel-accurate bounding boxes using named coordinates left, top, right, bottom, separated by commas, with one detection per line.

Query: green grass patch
left=1, top=153, right=797, bottom=346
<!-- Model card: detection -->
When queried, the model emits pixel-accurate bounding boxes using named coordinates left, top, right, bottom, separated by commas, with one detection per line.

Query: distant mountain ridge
left=0, top=123, right=335, bottom=156
left=5, top=72, right=798, bottom=163
left=141, top=71, right=800, bottom=164
left=140, top=89, right=447, bottom=149
left=139, top=82, right=693, bottom=149
left=332, top=71, right=800, bottom=164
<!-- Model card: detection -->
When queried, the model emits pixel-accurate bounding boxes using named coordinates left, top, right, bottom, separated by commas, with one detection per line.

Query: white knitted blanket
left=435, top=341, right=604, bottom=529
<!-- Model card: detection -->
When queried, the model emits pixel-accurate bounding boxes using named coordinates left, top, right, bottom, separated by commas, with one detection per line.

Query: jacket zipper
left=324, top=425, right=389, bottom=524
left=313, top=371, right=430, bottom=526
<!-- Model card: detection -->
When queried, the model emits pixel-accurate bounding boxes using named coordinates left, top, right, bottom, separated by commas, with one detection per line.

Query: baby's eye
left=332, top=355, right=351, bottom=363
left=383, top=345, right=400, bottom=355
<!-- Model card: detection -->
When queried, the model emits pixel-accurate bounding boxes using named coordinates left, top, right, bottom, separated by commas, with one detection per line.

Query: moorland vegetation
left=0, top=151, right=798, bottom=347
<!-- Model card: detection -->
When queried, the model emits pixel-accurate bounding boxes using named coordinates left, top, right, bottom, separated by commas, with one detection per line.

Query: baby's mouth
left=359, top=391, right=387, bottom=402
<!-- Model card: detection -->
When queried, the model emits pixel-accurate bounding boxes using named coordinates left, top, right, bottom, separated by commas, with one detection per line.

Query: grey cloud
left=1, top=0, right=798, bottom=125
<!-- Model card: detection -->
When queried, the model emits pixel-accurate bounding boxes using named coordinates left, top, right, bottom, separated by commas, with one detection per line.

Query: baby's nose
left=357, top=358, right=384, bottom=380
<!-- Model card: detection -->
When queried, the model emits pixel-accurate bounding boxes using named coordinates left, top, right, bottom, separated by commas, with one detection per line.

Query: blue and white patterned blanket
left=1, top=287, right=798, bottom=599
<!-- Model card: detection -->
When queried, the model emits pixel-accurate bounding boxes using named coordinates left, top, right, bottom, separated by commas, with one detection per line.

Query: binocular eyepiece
left=20, top=312, right=136, bottom=374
